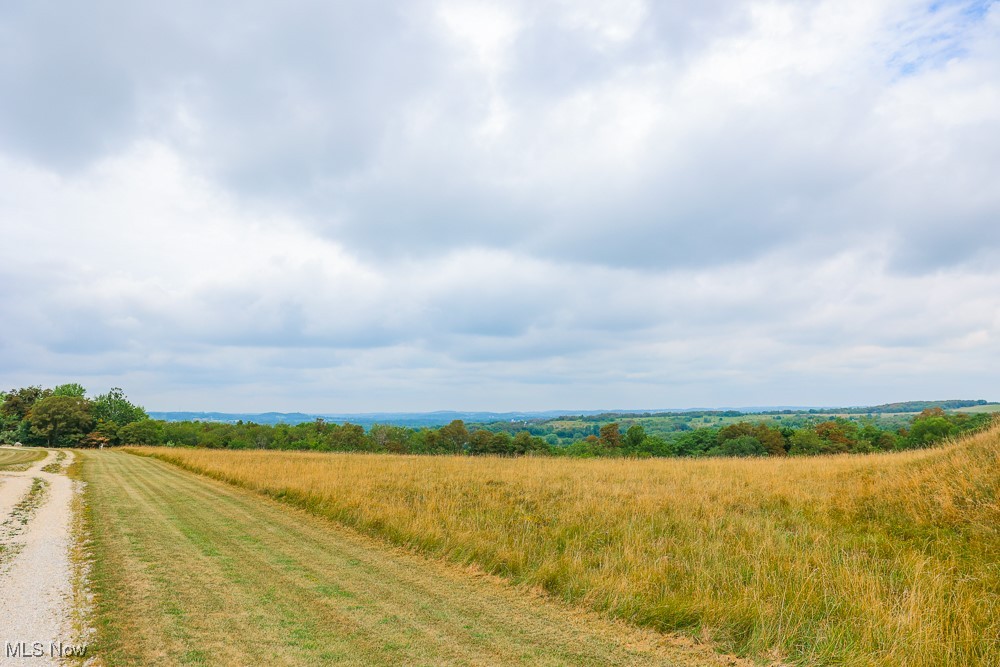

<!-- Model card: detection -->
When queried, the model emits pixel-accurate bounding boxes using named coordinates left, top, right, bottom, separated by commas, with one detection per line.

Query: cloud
left=0, top=0, right=998, bottom=410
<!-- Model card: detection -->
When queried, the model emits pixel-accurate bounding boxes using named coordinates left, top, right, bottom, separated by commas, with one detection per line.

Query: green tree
left=512, top=430, right=546, bottom=455
left=718, top=422, right=787, bottom=456
left=467, top=429, right=513, bottom=456
left=52, top=383, right=87, bottom=398
left=624, top=424, right=646, bottom=449
left=907, top=416, right=956, bottom=447
left=369, top=424, right=412, bottom=453
left=329, top=423, right=366, bottom=451
left=2, top=385, right=52, bottom=421
left=707, top=435, right=766, bottom=457
left=92, top=387, right=147, bottom=427
left=674, top=429, right=718, bottom=456
left=118, top=419, right=164, bottom=446
left=639, top=435, right=678, bottom=457
left=28, top=395, right=93, bottom=447
left=468, top=429, right=496, bottom=455
left=789, top=429, right=828, bottom=455
left=438, top=420, right=470, bottom=454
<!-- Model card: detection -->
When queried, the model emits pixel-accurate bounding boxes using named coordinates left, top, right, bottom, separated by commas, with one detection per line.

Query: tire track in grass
left=82, top=451, right=744, bottom=667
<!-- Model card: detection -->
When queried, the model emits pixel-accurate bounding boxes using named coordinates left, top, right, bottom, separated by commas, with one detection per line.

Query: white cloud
left=1, top=0, right=998, bottom=410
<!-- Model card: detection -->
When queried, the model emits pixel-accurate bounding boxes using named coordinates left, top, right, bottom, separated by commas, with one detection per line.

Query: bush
left=707, top=435, right=767, bottom=457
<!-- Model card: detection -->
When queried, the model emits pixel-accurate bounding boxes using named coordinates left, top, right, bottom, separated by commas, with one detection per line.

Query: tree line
left=1, top=384, right=991, bottom=457
left=1, top=384, right=148, bottom=447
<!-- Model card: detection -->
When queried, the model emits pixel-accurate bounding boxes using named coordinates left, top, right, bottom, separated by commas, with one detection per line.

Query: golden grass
left=131, top=424, right=1000, bottom=666
left=81, top=451, right=739, bottom=666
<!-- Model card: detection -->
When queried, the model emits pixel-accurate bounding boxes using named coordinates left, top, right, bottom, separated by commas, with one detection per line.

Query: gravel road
left=0, top=448, right=78, bottom=665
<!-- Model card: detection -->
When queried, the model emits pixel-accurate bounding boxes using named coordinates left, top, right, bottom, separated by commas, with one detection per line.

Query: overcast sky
left=1, top=0, right=998, bottom=412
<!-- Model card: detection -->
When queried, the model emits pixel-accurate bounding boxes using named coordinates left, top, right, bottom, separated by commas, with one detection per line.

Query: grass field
left=133, top=423, right=1000, bottom=666
left=0, top=447, right=46, bottom=471
left=78, top=450, right=741, bottom=666
left=952, top=404, right=1000, bottom=414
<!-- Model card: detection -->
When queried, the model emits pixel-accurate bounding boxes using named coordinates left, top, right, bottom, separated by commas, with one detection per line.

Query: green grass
left=0, top=447, right=46, bottom=471
left=951, top=404, right=1000, bottom=414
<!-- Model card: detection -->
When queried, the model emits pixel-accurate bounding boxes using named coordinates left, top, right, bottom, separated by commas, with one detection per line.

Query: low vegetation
left=134, top=422, right=1000, bottom=666
left=0, top=476, right=49, bottom=564
left=41, top=450, right=68, bottom=474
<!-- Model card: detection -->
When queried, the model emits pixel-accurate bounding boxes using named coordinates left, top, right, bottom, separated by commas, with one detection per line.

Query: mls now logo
left=5, top=641, right=88, bottom=658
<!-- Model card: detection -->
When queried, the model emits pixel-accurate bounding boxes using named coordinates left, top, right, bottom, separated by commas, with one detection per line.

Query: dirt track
left=0, top=448, right=78, bottom=665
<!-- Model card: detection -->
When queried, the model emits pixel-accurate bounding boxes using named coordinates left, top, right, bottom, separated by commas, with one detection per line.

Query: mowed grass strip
left=80, top=450, right=737, bottom=667
left=133, top=424, right=1000, bottom=666
left=0, top=447, right=46, bottom=470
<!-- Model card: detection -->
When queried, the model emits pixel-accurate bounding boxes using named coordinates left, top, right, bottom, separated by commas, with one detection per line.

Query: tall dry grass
left=131, top=424, right=999, bottom=665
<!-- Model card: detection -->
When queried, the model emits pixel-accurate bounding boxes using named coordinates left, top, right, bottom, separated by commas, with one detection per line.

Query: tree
left=369, top=424, right=412, bottom=453
left=674, top=429, right=717, bottom=456
left=92, top=387, right=147, bottom=427
left=28, top=395, right=93, bottom=447
left=2, top=385, right=52, bottom=420
left=718, top=422, right=787, bottom=456
left=89, top=420, right=122, bottom=447
left=624, top=424, right=646, bottom=449
left=52, top=383, right=87, bottom=398
left=632, top=434, right=677, bottom=457
left=512, top=430, right=546, bottom=455
left=438, top=420, right=469, bottom=454
left=788, top=429, right=825, bottom=455
left=81, top=431, right=112, bottom=449
left=329, top=423, right=366, bottom=451
left=599, top=423, right=622, bottom=448
left=707, top=435, right=767, bottom=457
left=907, top=415, right=956, bottom=448
left=468, top=429, right=497, bottom=455
left=814, top=420, right=855, bottom=453
left=118, top=419, right=164, bottom=446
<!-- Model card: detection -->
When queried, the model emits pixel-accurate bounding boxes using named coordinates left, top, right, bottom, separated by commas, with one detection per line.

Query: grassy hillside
left=132, top=423, right=1000, bottom=665
left=953, top=403, right=1000, bottom=414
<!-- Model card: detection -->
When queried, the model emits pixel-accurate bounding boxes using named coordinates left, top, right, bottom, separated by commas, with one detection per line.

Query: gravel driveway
left=0, top=448, right=78, bottom=665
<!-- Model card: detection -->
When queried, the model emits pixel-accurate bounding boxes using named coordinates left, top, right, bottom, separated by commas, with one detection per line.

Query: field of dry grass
left=80, top=450, right=737, bottom=666
left=132, top=423, right=1000, bottom=665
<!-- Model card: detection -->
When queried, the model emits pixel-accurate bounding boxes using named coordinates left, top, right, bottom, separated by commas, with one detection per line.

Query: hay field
left=80, top=451, right=734, bottom=666
left=132, top=424, right=1000, bottom=665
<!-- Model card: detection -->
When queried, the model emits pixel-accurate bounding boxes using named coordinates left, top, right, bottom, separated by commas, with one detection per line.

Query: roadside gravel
left=0, top=448, right=77, bottom=665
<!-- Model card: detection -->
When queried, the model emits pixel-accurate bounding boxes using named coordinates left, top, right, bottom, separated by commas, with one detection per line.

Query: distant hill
left=147, top=409, right=605, bottom=428
left=149, top=399, right=996, bottom=428
left=815, top=399, right=991, bottom=415
left=148, top=411, right=320, bottom=425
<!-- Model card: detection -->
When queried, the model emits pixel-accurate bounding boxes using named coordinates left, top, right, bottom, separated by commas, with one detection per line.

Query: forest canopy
left=2, top=385, right=992, bottom=458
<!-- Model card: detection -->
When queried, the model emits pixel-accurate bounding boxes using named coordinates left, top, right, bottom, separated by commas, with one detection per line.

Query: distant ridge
left=148, top=399, right=995, bottom=427
left=147, top=409, right=599, bottom=428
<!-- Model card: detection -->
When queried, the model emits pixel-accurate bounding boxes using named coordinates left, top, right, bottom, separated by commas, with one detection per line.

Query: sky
left=1, top=0, right=998, bottom=412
